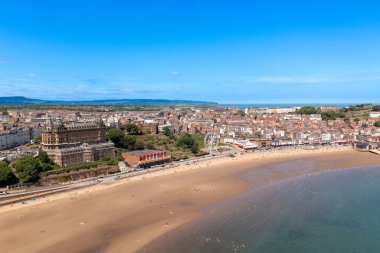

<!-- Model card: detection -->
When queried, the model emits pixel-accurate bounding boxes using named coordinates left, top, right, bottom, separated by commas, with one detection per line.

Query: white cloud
left=245, top=70, right=380, bottom=84
left=169, top=71, right=180, bottom=76
left=245, top=76, right=329, bottom=84
left=0, top=58, right=8, bottom=64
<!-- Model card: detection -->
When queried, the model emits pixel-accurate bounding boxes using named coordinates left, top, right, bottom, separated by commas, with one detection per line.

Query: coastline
left=0, top=146, right=379, bottom=253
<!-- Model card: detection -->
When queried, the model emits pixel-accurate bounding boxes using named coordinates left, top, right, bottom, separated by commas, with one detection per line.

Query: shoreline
left=142, top=164, right=380, bottom=253
left=0, top=146, right=379, bottom=253
left=0, top=145, right=353, bottom=214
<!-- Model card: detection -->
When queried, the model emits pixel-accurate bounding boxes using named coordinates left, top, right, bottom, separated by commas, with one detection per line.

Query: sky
left=0, top=0, right=380, bottom=104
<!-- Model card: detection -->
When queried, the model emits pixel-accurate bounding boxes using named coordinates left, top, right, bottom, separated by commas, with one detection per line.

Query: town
left=0, top=104, right=380, bottom=190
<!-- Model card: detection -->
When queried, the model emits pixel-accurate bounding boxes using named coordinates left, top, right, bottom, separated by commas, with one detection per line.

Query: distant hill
left=0, top=96, right=45, bottom=104
left=0, top=96, right=217, bottom=106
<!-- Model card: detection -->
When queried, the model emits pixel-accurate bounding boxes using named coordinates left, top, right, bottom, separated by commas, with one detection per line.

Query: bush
left=191, top=143, right=199, bottom=154
left=297, top=107, right=318, bottom=115
left=321, top=111, right=346, bottom=121
left=134, top=140, right=145, bottom=150
left=123, top=135, right=137, bottom=150
left=107, top=128, right=125, bottom=147
left=177, top=133, right=197, bottom=149
left=0, top=162, right=18, bottom=187
left=163, top=126, right=174, bottom=138
left=125, top=123, right=142, bottom=135
left=13, top=157, right=41, bottom=183
left=375, top=121, right=380, bottom=127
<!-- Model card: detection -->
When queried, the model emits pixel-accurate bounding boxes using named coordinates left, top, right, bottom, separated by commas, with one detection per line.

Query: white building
left=0, top=115, right=9, bottom=122
left=234, top=140, right=258, bottom=150
left=369, top=112, right=380, bottom=118
left=266, top=107, right=297, bottom=114
left=321, top=132, right=332, bottom=142
left=0, top=128, right=31, bottom=150
left=310, top=114, right=322, bottom=121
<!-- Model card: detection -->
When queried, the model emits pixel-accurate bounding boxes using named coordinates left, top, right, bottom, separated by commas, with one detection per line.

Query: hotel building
left=41, top=118, right=115, bottom=166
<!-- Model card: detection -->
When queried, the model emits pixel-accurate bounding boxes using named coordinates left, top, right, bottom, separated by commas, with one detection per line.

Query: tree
left=37, top=151, right=56, bottom=172
left=125, top=123, right=142, bottom=135
left=375, top=121, right=380, bottom=127
left=162, top=126, right=174, bottom=138
left=37, top=150, right=52, bottom=164
left=373, top=105, right=380, bottom=112
left=321, top=111, right=346, bottom=121
left=107, top=128, right=125, bottom=147
left=354, top=118, right=360, bottom=124
left=0, top=162, right=18, bottom=187
left=13, top=157, right=41, bottom=183
left=134, top=140, right=145, bottom=150
left=191, top=143, right=199, bottom=154
left=123, top=136, right=137, bottom=150
left=145, top=143, right=155, bottom=150
left=176, top=133, right=196, bottom=149
left=0, top=110, right=9, bottom=116
left=297, top=107, right=318, bottom=115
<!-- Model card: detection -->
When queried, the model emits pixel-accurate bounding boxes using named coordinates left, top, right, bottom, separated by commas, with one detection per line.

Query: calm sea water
left=143, top=166, right=380, bottom=253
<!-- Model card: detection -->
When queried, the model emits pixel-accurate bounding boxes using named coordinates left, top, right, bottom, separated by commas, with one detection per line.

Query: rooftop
left=124, top=150, right=165, bottom=156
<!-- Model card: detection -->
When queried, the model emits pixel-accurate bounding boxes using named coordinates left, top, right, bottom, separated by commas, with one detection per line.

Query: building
left=369, top=112, right=380, bottom=118
left=0, top=128, right=31, bottom=150
left=41, top=119, right=115, bottom=166
left=266, top=108, right=297, bottom=114
left=319, top=106, right=340, bottom=112
left=122, top=150, right=171, bottom=168
left=234, top=140, right=258, bottom=150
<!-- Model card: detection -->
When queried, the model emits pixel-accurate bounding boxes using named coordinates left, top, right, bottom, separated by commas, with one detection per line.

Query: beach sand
left=0, top=146, right=379, bottom=253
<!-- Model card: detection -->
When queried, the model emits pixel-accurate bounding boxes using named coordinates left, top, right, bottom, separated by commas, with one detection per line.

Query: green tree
left=123, top=135, right=137, bottom=150
left=373, top=105, right=380, bottom=112
left=162, top=126, right=174, bottom=138
left=0, top=109, right=9, bottom=116
left=191, top=143, right=199, bottom=154
left=37, top=150, right=52, bottom=164
left=354, top=118, right=360, bottom=123
left=13, top=157, right=41, bottom=183
left=0, top=162, right=18, bottom=187
left=321, top=111, right=346, bottom=121
left=375, top=121, right=380, bottom=127
left=176, top=133, right=196, bottom=149
left=125, top=123, right=142, bottom=135
left=134, top=140, right=145, bottom=150
left=297, top=107, right=318, bottom=115
left=145, top=143, right=155, bottom=150
left=107, top=128, right=125, bottom=147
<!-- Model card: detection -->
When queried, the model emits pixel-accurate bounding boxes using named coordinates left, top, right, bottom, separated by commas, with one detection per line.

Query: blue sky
left=0, top=0, right=380, bottom=103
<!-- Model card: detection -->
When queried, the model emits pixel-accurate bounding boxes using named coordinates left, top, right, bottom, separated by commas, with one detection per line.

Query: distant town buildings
left=0, top=104, right=379, bottom=165
left=0, top=128, right=33, bottom=150
left=370, top=112, right=380, bottom=118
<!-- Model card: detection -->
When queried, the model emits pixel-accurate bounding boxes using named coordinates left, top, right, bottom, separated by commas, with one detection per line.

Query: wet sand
left=0, top=147, right=379, bottom=253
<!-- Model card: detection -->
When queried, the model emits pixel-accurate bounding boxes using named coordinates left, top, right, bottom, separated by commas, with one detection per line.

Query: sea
left=142, top=166, right=380, bottom=253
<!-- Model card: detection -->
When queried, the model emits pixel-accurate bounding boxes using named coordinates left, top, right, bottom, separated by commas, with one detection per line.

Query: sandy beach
left=0, top=146, right=379, bottom=253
